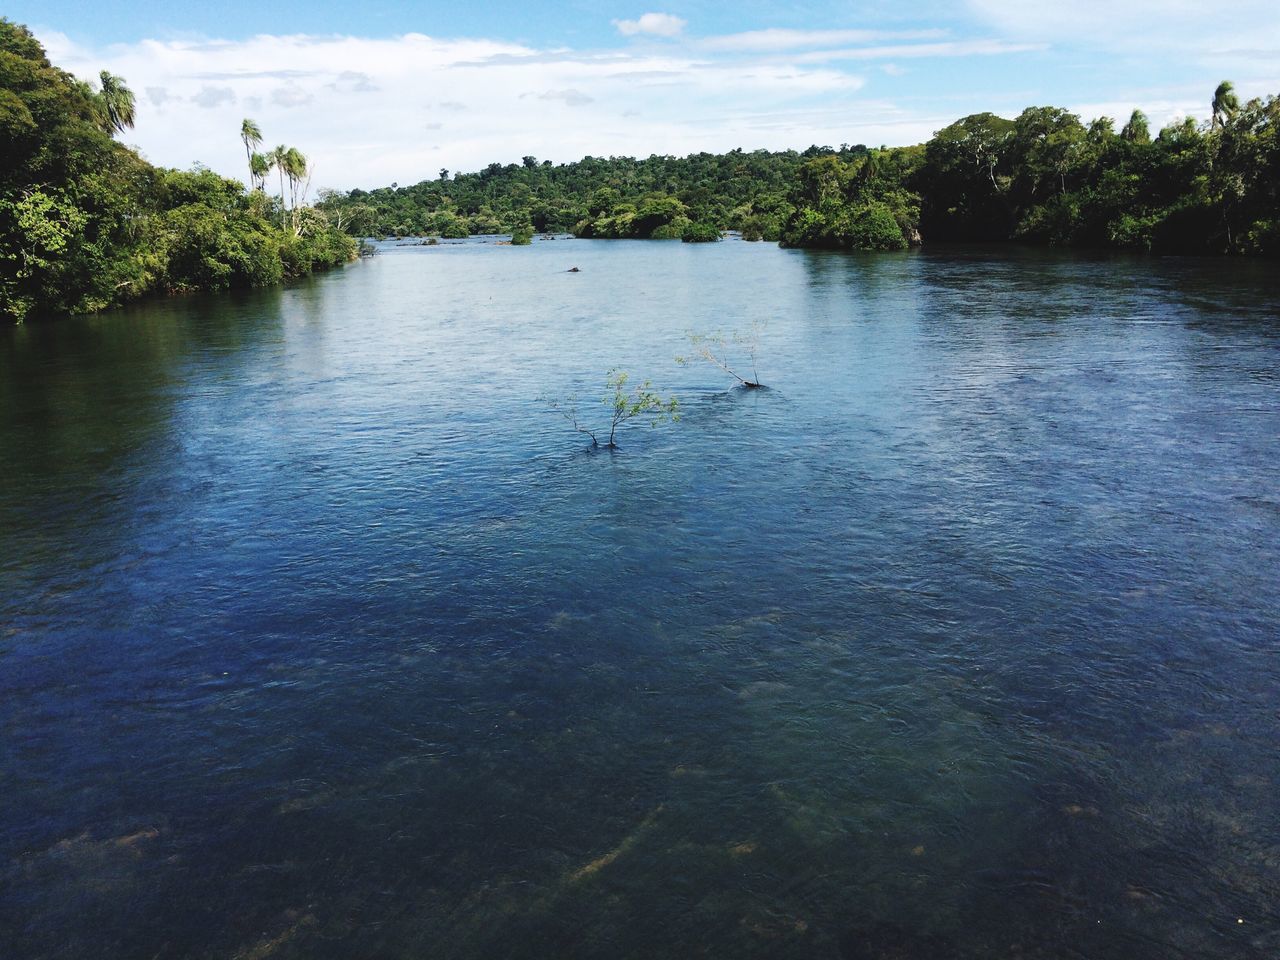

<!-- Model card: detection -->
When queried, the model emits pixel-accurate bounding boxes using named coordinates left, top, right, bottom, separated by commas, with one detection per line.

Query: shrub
left=682, top=222, right=721, bottom=243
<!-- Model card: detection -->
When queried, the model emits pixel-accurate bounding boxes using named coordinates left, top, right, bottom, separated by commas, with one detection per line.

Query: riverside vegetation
left=0, top=19, right=356, bottom=324
left=320, top=82, right=1279, bottom=257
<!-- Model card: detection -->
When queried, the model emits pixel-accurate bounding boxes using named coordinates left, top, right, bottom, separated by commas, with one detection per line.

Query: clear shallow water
left=1, top=238, right=1279, bottom=959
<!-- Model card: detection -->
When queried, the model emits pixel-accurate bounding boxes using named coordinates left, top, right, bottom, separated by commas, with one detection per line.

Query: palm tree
left=249, top=151, right=271, bottom=192
left=1212, top=81, right=1239, bottom=131
left=283, top=147, right=309, bottom=232
left=284, top=148, right=308, bottom=206
left=240, top=119, right=263, bottom=186
left=1120, top=109, right=1150, bottom=144
left=270, top=145, right=289, bottom=226
left=97, top=71, right=136, bottom=135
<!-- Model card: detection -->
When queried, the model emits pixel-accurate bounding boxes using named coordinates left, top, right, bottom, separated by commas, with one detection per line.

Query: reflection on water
left=2, top=240, right=1279, bottom=959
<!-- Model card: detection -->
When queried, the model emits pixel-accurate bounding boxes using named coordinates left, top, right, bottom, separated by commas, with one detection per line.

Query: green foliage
left=0, top=17, right=357, bottom=323
left=781, top=84, right=1279, bottom=256
left=435, top=214, right=470, bottom=239
left=780, top=149, right=921, bottom=250
left=316, top=147, right=823, bottom=241
left=0, top=189, right=87, bottom=320
left=837, top=203, right=909, bottom=250
left=549, top=370, right=679, bottom=448
left=510, top=224, right=533, bottom=245
left=681, top=221, right=721, bottom=243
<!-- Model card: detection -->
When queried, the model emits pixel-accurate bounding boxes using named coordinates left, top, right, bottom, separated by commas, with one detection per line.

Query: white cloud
left=1067, top=96, right=1204, bottom=131
left=34, top=25, right=1058, bottom=191
left=701, top=28, right=946, bottom=52
left=329, top=70, right=379, bottom=93
left=527, top=89, right=595, bottom=106
left=966, top=0, right=1280, bottom=55
left=39, top=29, right=878, bottom=188
left=613, top=13, right=687, bottom=38
left=192, top=85, right=235, bottom=108
left=271, top=81, right=314, bottom=108
left=792, top=39, right=1045, bottom=63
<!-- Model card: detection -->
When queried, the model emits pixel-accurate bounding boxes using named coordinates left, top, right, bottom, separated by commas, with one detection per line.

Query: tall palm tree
left=284, top=148, right=307, bottom=206
left=97, top=71, right=136, bottom=135
left=270, top=145, right=289, bottom=226
left=283, top=147, right=309, bottom=233
left=240, top=119, right=263, bottom=186
left=1212, top=81, right=1239, bottom=131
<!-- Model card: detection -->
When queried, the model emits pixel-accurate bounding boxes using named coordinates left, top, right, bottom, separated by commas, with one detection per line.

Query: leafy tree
left=1212, top=81, right=1240, bottom=131
left=548, top=371, right=679, bottom=449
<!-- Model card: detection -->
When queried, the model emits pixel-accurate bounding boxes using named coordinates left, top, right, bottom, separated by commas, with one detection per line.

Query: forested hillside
left=0, top=19, right=356, bottom=323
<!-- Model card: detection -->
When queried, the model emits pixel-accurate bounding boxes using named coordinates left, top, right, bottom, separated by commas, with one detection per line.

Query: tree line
left=318, top=83, right=1278, bottom=257
left=1, top=19, right=356, bottom=324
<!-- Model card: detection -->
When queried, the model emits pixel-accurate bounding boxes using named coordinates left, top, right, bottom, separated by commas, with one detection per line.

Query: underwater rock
left=236, top=910, right=318, bottom=960
left=1061, top=803, right=1100, bottom=818
left=568, top=806, right=664, bottom=882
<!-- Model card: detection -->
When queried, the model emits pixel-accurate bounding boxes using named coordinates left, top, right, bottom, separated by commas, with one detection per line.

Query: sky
left=12, top=1, right=1280, bottom=191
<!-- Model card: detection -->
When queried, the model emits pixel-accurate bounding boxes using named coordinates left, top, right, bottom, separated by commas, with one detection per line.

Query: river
left=2, top=237, right=1278, bottom=959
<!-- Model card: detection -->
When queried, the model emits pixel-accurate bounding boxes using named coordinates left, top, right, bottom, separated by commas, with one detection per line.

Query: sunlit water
left=2, top=238, right=1279, bottom=959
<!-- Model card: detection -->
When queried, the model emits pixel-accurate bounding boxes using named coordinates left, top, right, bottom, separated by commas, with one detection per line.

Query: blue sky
left=13, top=2, right=1280, bottom=190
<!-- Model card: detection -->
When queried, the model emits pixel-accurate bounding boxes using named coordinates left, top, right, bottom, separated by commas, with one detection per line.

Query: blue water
left=2, top=238, right=1279, bottom=959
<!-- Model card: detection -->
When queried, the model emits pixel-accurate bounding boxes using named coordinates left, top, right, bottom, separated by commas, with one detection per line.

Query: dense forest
left=0, top=19, right=356, bottom=324
left=315, top=149, right=815, bottom=243
left=320, top=84, right=1279, bottom=257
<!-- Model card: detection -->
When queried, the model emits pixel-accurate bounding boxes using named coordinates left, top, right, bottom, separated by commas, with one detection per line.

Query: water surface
left=2, top=238, right=1279, bottom=959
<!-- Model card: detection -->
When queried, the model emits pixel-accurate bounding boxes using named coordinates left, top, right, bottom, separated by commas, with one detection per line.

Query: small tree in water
left=677, top=321, right=765, bottom=388
left=548, top=370, right=679, bottom=449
